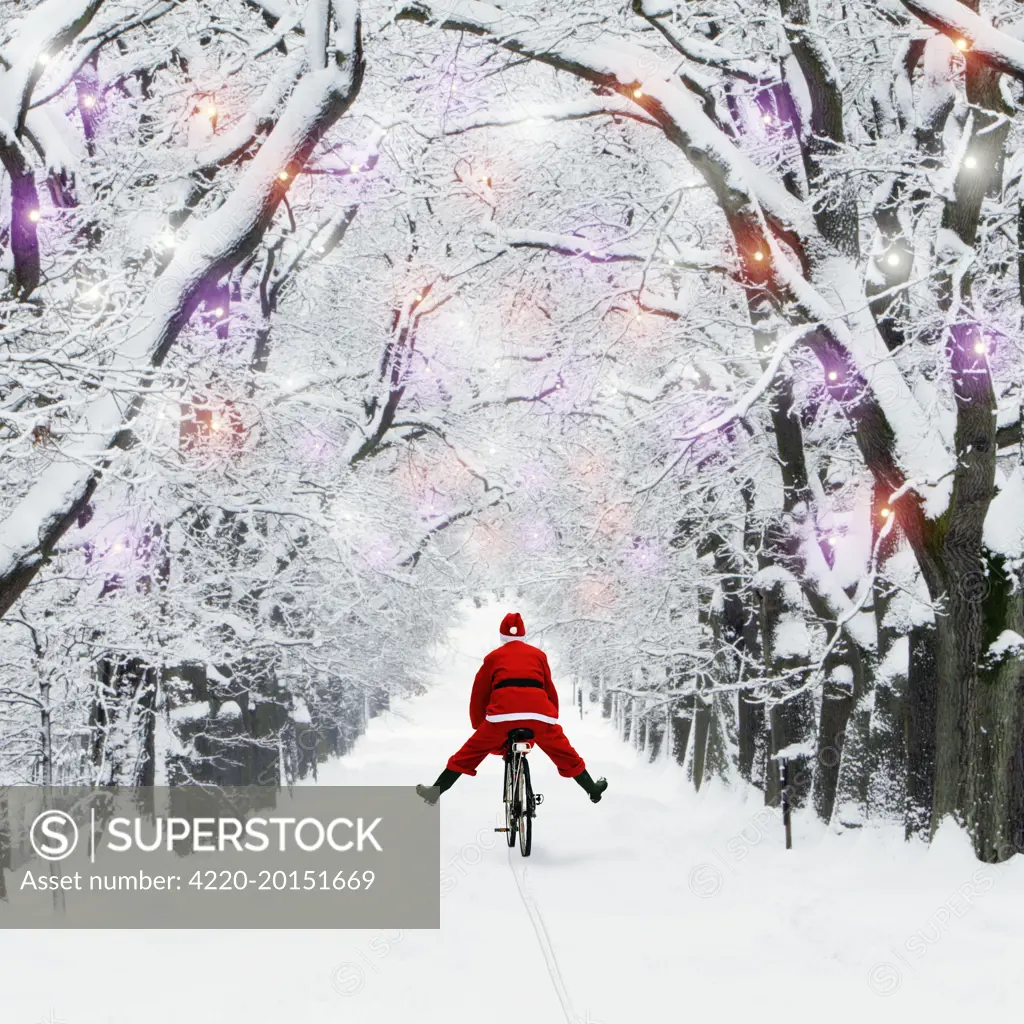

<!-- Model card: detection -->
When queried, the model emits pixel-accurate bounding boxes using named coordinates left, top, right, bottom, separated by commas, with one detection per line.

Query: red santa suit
left=446, top=614, right=586, bottom=778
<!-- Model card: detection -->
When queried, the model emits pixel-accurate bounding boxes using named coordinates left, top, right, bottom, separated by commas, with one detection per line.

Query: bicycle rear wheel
left=503, top=755, right=516, bottom=847
left=517, top=757, right=533, bottom=857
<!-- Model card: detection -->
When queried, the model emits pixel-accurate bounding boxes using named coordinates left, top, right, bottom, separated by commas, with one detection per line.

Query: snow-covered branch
left=396, top=0, right=815, bottom=243
left=483, top=225, right=730, bottom=273
left=901, top=0, right=1024, bottom=81
left=0, top=2, right=365, bottom=618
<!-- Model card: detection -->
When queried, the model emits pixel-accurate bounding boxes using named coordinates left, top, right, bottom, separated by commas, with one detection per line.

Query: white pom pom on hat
left=499, top=612, right=526, bottom=639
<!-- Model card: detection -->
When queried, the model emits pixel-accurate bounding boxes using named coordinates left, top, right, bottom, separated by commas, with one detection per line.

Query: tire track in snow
left=507, top=847, right=577, bottom=1024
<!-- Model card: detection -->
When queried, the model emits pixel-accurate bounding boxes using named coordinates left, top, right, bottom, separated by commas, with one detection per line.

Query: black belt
left=492, top=678, right=545, bottom=691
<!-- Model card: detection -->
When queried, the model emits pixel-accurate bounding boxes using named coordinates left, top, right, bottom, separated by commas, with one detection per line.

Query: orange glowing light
left=956, top=38, right=969, bottom=52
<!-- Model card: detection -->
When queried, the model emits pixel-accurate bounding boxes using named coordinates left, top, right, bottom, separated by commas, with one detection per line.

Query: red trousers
left=447, top=719, right=585, bottom=778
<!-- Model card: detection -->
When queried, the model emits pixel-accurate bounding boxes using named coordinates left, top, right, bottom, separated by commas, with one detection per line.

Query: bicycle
left=495, top=727, right=543, bottom=856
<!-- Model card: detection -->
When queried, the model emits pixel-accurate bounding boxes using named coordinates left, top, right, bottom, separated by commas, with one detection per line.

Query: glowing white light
left=763, top=114, right=772, bottom=125
left=964, top=155, right=978, bottom=169
left=974, top=341, right=987, bottom=354
left=753, top=251, right=765, bottom=262
left=956, top=38, right=969, bottom=52
left=205, top=105, right=217, bottom=118
left=38, top=53, right=50, bottom=66
left=28, top=209, right=41, bottom=223
left=278, top=170, right=289, bottom=181
left=633, top=87, right=643, bottom=98
left=880, top=507, right=891, bottom=519
left=827, top=535, right=839, bottom=545
left=286, top=378, right=295, bottom=388
left=82, top=95, right=96, bottom=108
left=214, top=307, right=224, bottom=317
left=886, top=252, right=901, bottom=266
left=828, top=371, right=838, bottom=381
left=350, top=164, right=360, bottom=173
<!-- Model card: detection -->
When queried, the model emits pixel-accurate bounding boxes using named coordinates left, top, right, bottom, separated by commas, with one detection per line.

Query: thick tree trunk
left=813, top=646, right=868, bottom=823
left=759, top=569, right=815, bottom=809
left=671, top=695, right=694, bottom=766
left=934, top=559, right=1024, bottom=860
left=690, top=694, right=711, bottom=789
left=92, top=656, right=157, bottom=786
left=904, top=623, right=938, bottom=836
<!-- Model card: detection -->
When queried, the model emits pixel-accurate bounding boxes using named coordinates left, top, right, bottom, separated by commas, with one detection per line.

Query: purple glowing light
left=516, top=518, right=558, bottom=555
left=623, top=537, right=666, bottom=576
left=416, top=493, right=450, bottom=523
left=297, top=428, right=337, bottom=465
left=515, top=459, right=554, bottom=493
left=357, top=532, right=402, bottom=572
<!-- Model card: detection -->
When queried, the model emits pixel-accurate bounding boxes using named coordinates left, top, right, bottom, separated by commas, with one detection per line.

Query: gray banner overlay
left=0, top=787, right=439, bottom=929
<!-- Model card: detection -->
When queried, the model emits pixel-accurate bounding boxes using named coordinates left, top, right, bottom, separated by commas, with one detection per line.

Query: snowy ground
left=3, top=598, right=1024, bottom=1024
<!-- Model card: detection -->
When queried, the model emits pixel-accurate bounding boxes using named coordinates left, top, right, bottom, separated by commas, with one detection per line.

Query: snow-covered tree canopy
left=1, top=0, right=1023, bottom=861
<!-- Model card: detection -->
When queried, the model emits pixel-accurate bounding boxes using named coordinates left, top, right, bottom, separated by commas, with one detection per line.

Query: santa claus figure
left=416, top=612, right=608, bottom=804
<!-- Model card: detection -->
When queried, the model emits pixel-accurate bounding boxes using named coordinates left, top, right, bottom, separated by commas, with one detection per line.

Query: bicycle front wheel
left=517, top=757, right=533, bottom=857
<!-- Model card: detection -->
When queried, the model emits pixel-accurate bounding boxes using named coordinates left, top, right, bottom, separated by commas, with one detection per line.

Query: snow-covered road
left=2, top=598, right=1023, bottom=1024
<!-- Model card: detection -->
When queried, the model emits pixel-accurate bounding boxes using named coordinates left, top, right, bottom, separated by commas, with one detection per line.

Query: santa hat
left=499, top=612, right=526, bottom=642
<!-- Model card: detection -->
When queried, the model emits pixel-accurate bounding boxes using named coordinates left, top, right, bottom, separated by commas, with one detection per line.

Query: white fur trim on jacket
left=485, top=711, right=559, bottom=725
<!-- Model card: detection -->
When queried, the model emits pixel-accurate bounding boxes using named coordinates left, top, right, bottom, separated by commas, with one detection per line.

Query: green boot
left=573, top=769, right=609, bottom=803
left=416, top=768, right=461, bottom=805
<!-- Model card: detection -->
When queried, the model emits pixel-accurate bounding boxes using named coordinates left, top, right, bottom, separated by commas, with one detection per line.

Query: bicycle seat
left=507, top=727, right=534, bottom=743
